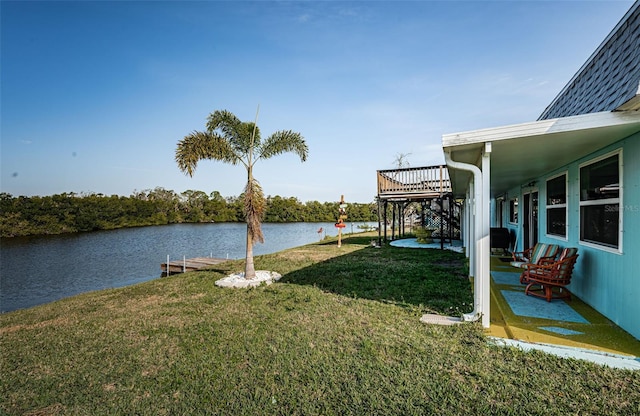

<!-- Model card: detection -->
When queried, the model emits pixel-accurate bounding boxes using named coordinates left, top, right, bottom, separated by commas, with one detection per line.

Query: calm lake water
left=0, top=222, right=375, bottom=313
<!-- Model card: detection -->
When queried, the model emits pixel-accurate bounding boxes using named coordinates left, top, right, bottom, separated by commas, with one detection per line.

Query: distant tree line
left=0, top=188, right=377, bottom=237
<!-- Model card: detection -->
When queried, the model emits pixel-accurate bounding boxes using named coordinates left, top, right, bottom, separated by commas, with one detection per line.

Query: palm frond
left=175, top=131, right=239, bottom=176
left=206, top=110, right=261, bottom=158
left=244, top=177, right=266, bottom=244
left=256, top=130, right=308, bottom=163
left=205, top=110, right=242, bottom=139
left=234, top=122, right=262, bottom=156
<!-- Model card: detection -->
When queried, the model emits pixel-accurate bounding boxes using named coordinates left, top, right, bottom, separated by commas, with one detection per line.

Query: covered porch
left=442, top=110, right=640, bottom=340
left=487, top=255, right=640, bottom=366
left=392, top=234, right=640, bottom=367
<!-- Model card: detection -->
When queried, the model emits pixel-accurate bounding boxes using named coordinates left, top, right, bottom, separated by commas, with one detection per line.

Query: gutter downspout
left=444, top=149, right=489, bottom=325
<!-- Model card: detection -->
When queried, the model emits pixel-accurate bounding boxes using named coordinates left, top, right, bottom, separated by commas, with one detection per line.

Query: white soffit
left=442, top=111, right=640, bottom=147
left=442, top=111, right=640, bottom=197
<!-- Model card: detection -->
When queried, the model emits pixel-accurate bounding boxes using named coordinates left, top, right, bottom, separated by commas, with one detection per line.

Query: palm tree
left=175, top=109, right=308, bottom=279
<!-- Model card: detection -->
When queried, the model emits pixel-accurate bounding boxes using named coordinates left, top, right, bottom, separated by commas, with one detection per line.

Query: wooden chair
left=510, top=242, right=559, bottom=283
left=522, top=248, right=579, bottom=302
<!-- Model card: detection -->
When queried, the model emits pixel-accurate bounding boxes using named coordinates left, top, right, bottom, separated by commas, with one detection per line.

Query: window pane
left=547, top=207, right=566, bottom=237
left=580, top=155, right=619, bottom=201
left=547, top=175, right=566, bottom=205
left=509, top=198, right=518, bottom=223
left=580, top=204, right=619, bottom=247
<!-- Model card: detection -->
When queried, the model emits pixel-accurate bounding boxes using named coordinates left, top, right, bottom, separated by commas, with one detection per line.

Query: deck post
left=183, top=256, right=186, bottom=273
left=377, top=197, right=382, bottom=246
left=166, top=255, right=170, bottom=277
left=391, top=203, right=396, bottom=240
left=383, top=200, right=388, bottom=243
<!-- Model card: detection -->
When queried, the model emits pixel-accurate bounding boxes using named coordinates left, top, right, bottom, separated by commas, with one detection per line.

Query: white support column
left=472, top=175, right=482, bottom=322
left=467, top=182, right=475, bottom=269
left=480, top=142, right=492, bottom=328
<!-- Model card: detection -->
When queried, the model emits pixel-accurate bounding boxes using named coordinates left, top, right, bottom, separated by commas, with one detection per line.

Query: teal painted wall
left=497, top=131, right=640, bottom=340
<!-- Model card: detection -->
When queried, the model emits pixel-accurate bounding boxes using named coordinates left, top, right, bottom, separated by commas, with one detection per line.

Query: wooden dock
left=161, top=257, right=229, bottom=275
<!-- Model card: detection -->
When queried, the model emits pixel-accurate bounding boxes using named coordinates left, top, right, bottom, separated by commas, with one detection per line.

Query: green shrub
left=415, top=226, right=434, bottom=243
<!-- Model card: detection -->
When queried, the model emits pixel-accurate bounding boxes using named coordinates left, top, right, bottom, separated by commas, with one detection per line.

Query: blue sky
left=1, top=0, right=634, bottom=203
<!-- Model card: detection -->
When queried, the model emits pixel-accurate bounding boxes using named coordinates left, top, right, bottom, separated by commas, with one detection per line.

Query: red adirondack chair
left=522, top=248, right=579, bottom=302
left=511, top=242, right=560, bottom=284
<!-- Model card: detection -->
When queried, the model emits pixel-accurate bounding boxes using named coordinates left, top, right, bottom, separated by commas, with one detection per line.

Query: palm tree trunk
left=244, top=161, right=257, bottom=280
left=245, top=222, right=256, bottom=279
left=243, top=112, right=261, bottom=281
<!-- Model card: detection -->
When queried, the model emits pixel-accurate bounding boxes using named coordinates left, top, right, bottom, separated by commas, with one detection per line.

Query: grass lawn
left=1, top=235, right=639, bottom=415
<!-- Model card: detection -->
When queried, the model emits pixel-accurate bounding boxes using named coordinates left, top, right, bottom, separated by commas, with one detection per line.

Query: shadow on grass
left=275, top=235, right=472, bottom=314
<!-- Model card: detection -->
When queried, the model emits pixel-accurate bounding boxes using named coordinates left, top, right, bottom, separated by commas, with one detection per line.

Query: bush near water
left=0, top=189, right=377, bottom=237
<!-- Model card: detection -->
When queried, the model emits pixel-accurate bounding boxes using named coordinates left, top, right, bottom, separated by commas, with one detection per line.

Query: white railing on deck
left=377, top=165, right=451, bottom=197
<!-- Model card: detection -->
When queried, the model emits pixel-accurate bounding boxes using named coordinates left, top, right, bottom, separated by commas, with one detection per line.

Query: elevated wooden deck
left=377, top=165, right=452, bottom=201
left=161, top=257, right=228, bottom=275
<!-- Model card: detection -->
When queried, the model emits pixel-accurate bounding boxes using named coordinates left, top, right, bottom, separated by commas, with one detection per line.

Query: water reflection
left=0, top=222, right=373, bottom=312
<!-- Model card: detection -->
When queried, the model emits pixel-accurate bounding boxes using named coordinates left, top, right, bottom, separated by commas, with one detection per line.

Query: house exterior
left=442, top=2, right=640, bottom=340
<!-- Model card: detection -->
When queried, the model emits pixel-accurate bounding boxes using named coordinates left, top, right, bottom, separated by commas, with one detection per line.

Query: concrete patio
left=390, top=238, right=640, bottom=369
left=487, top=254, right=640, bottom=369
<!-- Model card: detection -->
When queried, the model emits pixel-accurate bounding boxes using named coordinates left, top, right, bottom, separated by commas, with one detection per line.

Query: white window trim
left=508, top=197, right=518, bottom=225
left=578, top=149, right=623, bottom=254
left=545, top=171, right=568, bottom=241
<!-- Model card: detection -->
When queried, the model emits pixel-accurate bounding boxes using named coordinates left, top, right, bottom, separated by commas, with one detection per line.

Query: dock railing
left=377, top=165, right=451, bottom=199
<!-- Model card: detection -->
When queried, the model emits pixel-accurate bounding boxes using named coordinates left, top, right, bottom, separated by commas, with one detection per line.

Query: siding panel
left=518, top=132, right=640, bottom=339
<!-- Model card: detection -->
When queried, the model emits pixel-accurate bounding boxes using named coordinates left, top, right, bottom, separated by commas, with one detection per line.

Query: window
left=579, top=151, right=621, bottom=250
left=509, top=198, right=518, bottom=224
left=546, top=173, right=567, bottom=238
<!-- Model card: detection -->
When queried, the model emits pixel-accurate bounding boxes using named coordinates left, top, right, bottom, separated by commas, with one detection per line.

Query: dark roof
left=539, top=1, right=640, bottom=120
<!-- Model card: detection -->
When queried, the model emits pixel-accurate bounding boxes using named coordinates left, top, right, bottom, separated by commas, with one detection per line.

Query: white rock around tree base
left=215, top=270, right=282, bottom=288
